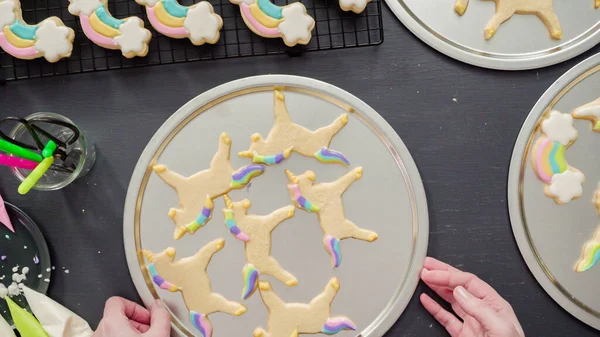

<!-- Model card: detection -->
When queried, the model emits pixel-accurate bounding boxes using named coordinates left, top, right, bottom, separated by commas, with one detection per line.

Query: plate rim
left=508, top=53, right=600, bottom=330
left=123, top=74, right=429, bottom=337
left=385, top=0, right=600, bottom=70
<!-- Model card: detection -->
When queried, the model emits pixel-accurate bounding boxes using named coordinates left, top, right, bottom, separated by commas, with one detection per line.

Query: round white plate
left=123, top=75, right=428, bottom=337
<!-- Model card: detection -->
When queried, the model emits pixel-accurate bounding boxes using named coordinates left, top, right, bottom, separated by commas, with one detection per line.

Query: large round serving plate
left=509, top=54, right=600, bottom=330
left=124, top=75, right=428, bottom=337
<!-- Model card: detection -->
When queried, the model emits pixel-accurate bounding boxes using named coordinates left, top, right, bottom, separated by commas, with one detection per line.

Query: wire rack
left=0, top=0, right=383, bottom=81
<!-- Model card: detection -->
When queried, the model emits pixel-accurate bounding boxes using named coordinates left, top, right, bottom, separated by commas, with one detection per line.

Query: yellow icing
left=89, top=12, right=120, bottom=38
left=3, top=26, right=35, bottom=48
left=249, top=3, right=282, bottom=28
left=155, top=2, right=185, bottom=27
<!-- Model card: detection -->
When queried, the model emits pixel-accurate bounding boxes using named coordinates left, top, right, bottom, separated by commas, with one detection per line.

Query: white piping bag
left=0, top=313, right=16, bottom=337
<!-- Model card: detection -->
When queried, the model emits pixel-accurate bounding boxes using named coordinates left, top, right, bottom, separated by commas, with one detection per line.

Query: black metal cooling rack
left=0, top=0, right=383, bottom=81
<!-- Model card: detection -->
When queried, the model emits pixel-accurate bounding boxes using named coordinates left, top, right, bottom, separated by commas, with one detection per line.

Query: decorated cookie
left=230, top=0, right=314, bottom=47
left=595, top=183, right=600, bottom=216
left=339, top=0, right=369, bottom=13
left=253, top=277, right=356, bottom=337
left=239, top=90, right=349, bottom=166
left=572, top=97, right=600, bottom=132
left=575, top=226, right=600, bottom=273
left=531, top=110, right=583, bottom=204
left=453, top=0, right=562, bottom=40
left=68, top=0, right=151, bottom=58
left=136, top=0, right=222, bottom=45
left=222, top=195, right=297, bottom=299
left=142, top=239, right=247, bottom=337
left=0, top=0, right=74, bottom=62
left=285, top=168, right=378, bottom=268
left=5, top=296, right=48, bottom=337
left=153, top=132, right=265, bottom=239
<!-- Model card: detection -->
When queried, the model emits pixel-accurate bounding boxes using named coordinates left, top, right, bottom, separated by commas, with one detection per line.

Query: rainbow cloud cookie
left=576, top=226, right=600, bottom=273
left=0, top=0, right=74, bottom=62
left=230, top=0, right=314, bottom=47
left=68, top=0, right=151, bottom=58
left=136, top=0, right=222, bottom=45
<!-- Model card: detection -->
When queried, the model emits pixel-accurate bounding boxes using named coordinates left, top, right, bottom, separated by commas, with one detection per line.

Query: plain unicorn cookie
left=68, top=0, right=151, bottom=58
left=453, top=0, right=563, bottom=40
left=239, top=90, right=349, bottom=166
left=222, top=195, right=297, bottom=299
left=572, top=97, right=600, bottom=133
left=142, top=239, right=247, bottom=337
left=0, top=0, right=74, bottom=62
left=230, top=0, right=314, bottom=47
left=152, top=132, right=265, bottom=239
left=285, top=168, right=378, bottom=268
left=253, top=278, right=356, bottom=337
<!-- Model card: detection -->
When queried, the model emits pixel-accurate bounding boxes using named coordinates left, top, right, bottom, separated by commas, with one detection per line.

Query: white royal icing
left=183, top=2, right=222, bottom=44
left=229, top=0, right=254, bottom=5
left=548, top=170, right=584, bottom=204
left=113, top=17, right=150, bottom=56
left=34, top=20, right=72, bottom=62
left=541, top=110, right=578, bottom=146
left=574, top=105, right=600, bottom=119
left=339, top=0, right=368, bottom=12
left=67, top=0, right=101, bottom=16
left=0, top=314, right=15, bottom=337
left=136, top=0, right=160, bottom=7
left=279, top=3, right=314, bottom=45
left=0, top=0, right=16, bottom=28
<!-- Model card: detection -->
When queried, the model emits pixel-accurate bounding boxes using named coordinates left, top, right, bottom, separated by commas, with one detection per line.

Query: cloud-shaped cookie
left=0, top=0, right=16, bottom=28
left=183, top=2, right=223, bottom=45
left=34, top=20, right=74, bottom=62
left=541, top=110, right=578, bottom=146
left=67, top=0, right=101, bottom=16
left=339, top=0, right=369, bottom=13
left=114, top=17, right=151, bottom=57
left=279, top=3, right=314, bottom=46
left=547, top=170, right=584, bottom=204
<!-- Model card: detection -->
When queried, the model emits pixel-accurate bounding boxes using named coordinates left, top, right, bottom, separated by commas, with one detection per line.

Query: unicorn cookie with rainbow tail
left=230, top=0, right=314, bottom=47
left=239, top=90, right=350, bottom=166
left=575, top=226, right=600, bottom=273
left=68, top=0, right=151, bottom=58
left=0, top=0, right=73, bottom=62
left=152, top=132, right=265, bottom=239
left=253, top=277, right=356, bottom=337
left=221, top=195, right=298, bottom=300
left=285, top=168, right=378, bottom=269
left=136, top=0, right=222, bottom=45
left=142, top=239, right=247, bottom=337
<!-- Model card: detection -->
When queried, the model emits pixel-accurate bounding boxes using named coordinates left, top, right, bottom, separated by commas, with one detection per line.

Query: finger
left=421, top=269, right=497, bottom=298
left=145, top=300, right=171, bottom=336
left=424, top=257, right=460, bottom=272
left=453, top=286, right=509, bottom=333
left=103, top=297, right=152, bottom=325
left=420, top=293, right=462, bottom=337
left=424, top=283, right=468, bottom=319
left=130, top=319, right=151, bottom=333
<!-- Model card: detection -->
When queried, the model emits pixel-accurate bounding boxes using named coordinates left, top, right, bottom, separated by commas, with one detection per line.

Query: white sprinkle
left=43, top=278, right=50, bottom=283
left=38, top=274, right=42, bottom=278
left=46, top=268, right=51, bottom=272
left=52, top=266, right=55, bottom=270
left=17, top=283, right=23, bottom=289
left=452, top=97, right=457, bottom=102
left=82, top=209, right=85, bottom=214
left=22, top=267, right=29, bottom=275
left=7, top=283, right=19, bottom=296
left=98, top=251, right=101, bottom=254
left=23, top=246, right=27, bottom=249
left=11, top=266, right=19, bottom=273
left=64, top=270, right=69, bottom=274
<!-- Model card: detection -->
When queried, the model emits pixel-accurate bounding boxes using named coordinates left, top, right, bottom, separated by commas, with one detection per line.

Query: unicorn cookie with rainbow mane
left=230, top=0, right=314, bottom=47
left=239, top=90, right=350, bottom=166
left=136, top=0, right=222, bottom=45
left=253, top=277, right=356, bottom=337
left=68, top=0, right=151, bottom=58
left=0, top=0, right=74, bottom=62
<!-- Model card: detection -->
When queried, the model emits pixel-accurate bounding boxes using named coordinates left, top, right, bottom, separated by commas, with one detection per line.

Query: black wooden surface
left=1, top=6, right=599, bottom=337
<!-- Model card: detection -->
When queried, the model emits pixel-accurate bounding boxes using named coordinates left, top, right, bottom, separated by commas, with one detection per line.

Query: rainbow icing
left=224, top=209, right=250, bottom=242
left=190, top=311, right=213, bottom=337
left=147, top=263, right=181, bottom=292
left=533, top=137, right=567, bottom=183
left=253, top=151, right=287, bottom=165
left=290, top=184, right=320, bottom=212
left=185, top=197, right=214, bottom=233
left=322, top=317, right=356, bottom=335
left=241, top=264, right=259, bottom=299
left=576, top=231, right=600, bottom=273
left=231, top=164, right=266, bottom=189
left=324, top=236, right=341, bottom=268
left=315, top=148, right=349, bottom=166
left=240, top=1, right=282, bottom=38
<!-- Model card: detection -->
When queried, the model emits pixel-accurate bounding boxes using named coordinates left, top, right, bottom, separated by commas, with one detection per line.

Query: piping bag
left=22, top=286, right=94, bottom=337
left=0, top=313, right=16, bottom=337
left=0, top=192, right=14, bottom=233
left=5, top=296, right=48, bottom=337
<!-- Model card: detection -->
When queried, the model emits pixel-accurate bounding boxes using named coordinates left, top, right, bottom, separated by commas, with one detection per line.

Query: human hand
left=93, top=297, right=171, bottom=337
left=420, top=257, right=524, bottom=337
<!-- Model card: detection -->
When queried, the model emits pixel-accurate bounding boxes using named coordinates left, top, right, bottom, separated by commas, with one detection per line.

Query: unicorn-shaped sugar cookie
left=142, top=239, right=247, bottom=337
left=572, top=97, right=600, bottom=133
left=285, top=168, right=378, bottom=268
left=253, top=277, right=356, bottom=337
left=575, top=226, right=600, bottom=273
left=222, top=195, right=297, bottom=299
left=239, top=90, right=350, bottom=166
left=0, top=0, right=74, bottom=62
left=153, top=132, right=265, bottom=239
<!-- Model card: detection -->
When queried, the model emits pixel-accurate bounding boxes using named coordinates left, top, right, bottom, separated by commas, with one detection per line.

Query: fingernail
left=456, top=286, right=472, bottom=300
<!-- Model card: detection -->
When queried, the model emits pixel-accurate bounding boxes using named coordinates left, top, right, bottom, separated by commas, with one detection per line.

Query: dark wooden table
left=1, top=6, right=599, bottom=336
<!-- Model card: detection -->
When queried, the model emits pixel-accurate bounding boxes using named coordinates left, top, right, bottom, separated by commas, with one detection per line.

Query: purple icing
left=202, top=207, right=212, bottom=217
left=230, top=226, right=241, bottom=235
left=321, top=148, right=350, bottom=165
left=232, top=165, right=265, bottom=180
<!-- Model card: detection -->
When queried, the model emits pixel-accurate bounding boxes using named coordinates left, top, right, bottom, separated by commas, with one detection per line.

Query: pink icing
left=240, top=3, right=279, bottom=36
left=0, top=33, right=39, bottom=58
left=80, top=15, right=118, bottom=47
left=536, top=138, right=552, bottom=183
left=146, top=7, right=188, bottom=36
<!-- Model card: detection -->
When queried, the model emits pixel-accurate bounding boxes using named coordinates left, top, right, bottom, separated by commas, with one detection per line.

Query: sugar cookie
left=0, top=0, right=74, bottom=62
left=285, top=168, right=378, bottom=268
left=572, top=97, right=600, bottom=133
left=239, top=90, right=349, bottom=167
left=453, top=0, right=562, bottom=40
left=222, top=195, right=297, bottom=299
left=253, top=277, right=355, bottom=337
left=136, top=0, right=222, bottom=45
left=575, top=226, right=600, bottom=273
left=229, top=0, right=314, bottom=47
left=339, top=0, right=370, bottom=14
left=68, top=0, right=151, bottom=58
left=152, top=132, right=265, bottom=239
left=142, top=239, right=247, bottom=337
left=595, top=183, right=600, bottom=216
